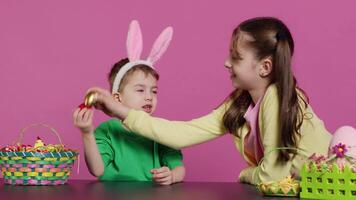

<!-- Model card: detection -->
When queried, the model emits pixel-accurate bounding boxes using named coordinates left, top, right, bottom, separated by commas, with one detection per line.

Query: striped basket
left=0, top=123, right=78, bottom=185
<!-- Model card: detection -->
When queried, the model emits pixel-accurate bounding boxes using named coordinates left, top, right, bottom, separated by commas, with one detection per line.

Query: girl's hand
left=86, top=87, right=130, bottom=120
left=151, top=166, right=174, bottom=186
left=73, top=107, right=94, bottom=134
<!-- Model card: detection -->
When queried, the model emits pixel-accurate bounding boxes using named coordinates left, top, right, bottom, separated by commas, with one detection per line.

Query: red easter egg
left=78, top=103, right=92, bottom=110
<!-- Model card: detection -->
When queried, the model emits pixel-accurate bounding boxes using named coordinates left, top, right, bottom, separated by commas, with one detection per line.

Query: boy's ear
left=259, top=57, right=273, bottom=77
left=112, top=92, right=122, bottom=102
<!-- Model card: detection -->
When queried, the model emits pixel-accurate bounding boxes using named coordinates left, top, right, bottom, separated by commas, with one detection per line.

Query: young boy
left=73, top=58, right=185, bottom=185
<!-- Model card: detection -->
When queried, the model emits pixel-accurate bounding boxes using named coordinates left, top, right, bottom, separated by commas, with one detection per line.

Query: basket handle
left=14, top=123, right=63, bottom=145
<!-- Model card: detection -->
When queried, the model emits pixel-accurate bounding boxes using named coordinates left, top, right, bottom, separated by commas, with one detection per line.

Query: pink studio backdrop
left=1, top=0, right=355, bottom=182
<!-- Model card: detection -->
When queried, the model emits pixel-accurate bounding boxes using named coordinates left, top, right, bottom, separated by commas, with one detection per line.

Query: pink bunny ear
left=147, top=26, right=173, bottom=64
left=127, top=20, right=143, bottom=62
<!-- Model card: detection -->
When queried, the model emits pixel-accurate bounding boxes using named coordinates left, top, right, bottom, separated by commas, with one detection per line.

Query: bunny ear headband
left=112, top=20, right=173, bottom=93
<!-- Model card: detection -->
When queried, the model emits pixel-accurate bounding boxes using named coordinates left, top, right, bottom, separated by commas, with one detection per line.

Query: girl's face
left=224, top=37, right=262, bottom=90
left=116, top=70, right=158, bottom=114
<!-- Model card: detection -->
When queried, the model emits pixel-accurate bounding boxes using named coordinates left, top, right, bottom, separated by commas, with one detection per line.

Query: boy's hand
left=73, top=107, right=94, bottom=134
left=86, top=87, right=130, bottom=120
left=151, top=166, right=174, bottom=186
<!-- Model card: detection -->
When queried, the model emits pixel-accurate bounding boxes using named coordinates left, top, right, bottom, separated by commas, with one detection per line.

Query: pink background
left=1, top=0, right=355, bottom=182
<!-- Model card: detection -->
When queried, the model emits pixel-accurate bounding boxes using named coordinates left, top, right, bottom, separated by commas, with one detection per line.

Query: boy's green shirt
left=95, top=119, right=183, bottom=181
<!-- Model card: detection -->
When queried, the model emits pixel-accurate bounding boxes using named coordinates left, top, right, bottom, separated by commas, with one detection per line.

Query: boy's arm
left=82, top=133, right=105, bottom=177
left=159, top=144, right=185, bottom=183
left=151, top=165, right=185, bottom=185
left=171, top=166, right=185, bottom=183
left=151, top=144, right=185, bottom=185
left=73, top=108, right=110, bottom=178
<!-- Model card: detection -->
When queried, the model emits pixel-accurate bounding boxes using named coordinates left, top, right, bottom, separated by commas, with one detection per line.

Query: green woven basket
left=300, top=162, right=356, bottom=200
left=0, top=123, right=78, bottom=185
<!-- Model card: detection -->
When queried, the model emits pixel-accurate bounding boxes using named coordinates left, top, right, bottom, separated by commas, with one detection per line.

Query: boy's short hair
left=108, top=58, right=160, bottom=92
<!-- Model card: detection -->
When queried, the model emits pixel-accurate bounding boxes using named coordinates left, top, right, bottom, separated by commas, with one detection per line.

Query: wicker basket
left=0, top=123, right=78, bottom=185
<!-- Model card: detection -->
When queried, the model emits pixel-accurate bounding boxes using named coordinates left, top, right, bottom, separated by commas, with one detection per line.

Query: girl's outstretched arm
left=123, top=104, right=229, bottom=149
left=87, top=87, right=229, bottom=149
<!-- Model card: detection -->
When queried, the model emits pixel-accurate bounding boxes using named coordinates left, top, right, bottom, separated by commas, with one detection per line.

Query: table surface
left=0, top=179, right=303, bottom=200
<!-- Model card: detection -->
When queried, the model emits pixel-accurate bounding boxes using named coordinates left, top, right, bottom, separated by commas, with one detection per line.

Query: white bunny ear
left=147, top=26, right=173, bottom=64
left=127, top=20, right=143, bottom=62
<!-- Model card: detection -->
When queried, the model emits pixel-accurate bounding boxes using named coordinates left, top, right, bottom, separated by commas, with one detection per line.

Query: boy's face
left=115, top=70, right=158, bottom=114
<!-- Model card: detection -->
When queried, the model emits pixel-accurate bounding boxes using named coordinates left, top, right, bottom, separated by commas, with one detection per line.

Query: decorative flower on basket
left=328, top=126, right=356, bottom=172
left=304, top=144, right=355, bottom=172
left=0, top=123, right=79, bottom=186
left=304, top=144, right=355, bottom=173
left=307, top=137, right=356, bottom=172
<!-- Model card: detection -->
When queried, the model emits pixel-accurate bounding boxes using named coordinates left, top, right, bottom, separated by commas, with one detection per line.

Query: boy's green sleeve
left=158, top=144, right=183, bottom=169
left=94, top=124, right=114, bottom=168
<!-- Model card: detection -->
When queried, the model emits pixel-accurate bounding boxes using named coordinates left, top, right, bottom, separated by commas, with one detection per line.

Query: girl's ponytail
left=274, top=32, right=300, bottom=161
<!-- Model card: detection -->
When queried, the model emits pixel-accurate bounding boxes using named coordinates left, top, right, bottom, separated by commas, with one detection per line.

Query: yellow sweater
left=123, top=84, right=332, bottom=184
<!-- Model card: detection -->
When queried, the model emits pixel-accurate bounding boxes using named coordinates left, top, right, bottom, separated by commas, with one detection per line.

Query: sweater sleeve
left=239, top=86, right=293, bottom=185
left=122, top=102, right=230, bottom=149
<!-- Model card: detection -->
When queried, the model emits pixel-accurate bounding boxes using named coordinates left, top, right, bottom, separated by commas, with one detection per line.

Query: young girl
left=73, top=20, right=185, bottom=185
left=86, top=17, right=333, bottom=185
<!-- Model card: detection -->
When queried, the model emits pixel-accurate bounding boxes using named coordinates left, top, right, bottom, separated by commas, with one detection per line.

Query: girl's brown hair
left=222, top=17, right=309, bottom=161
